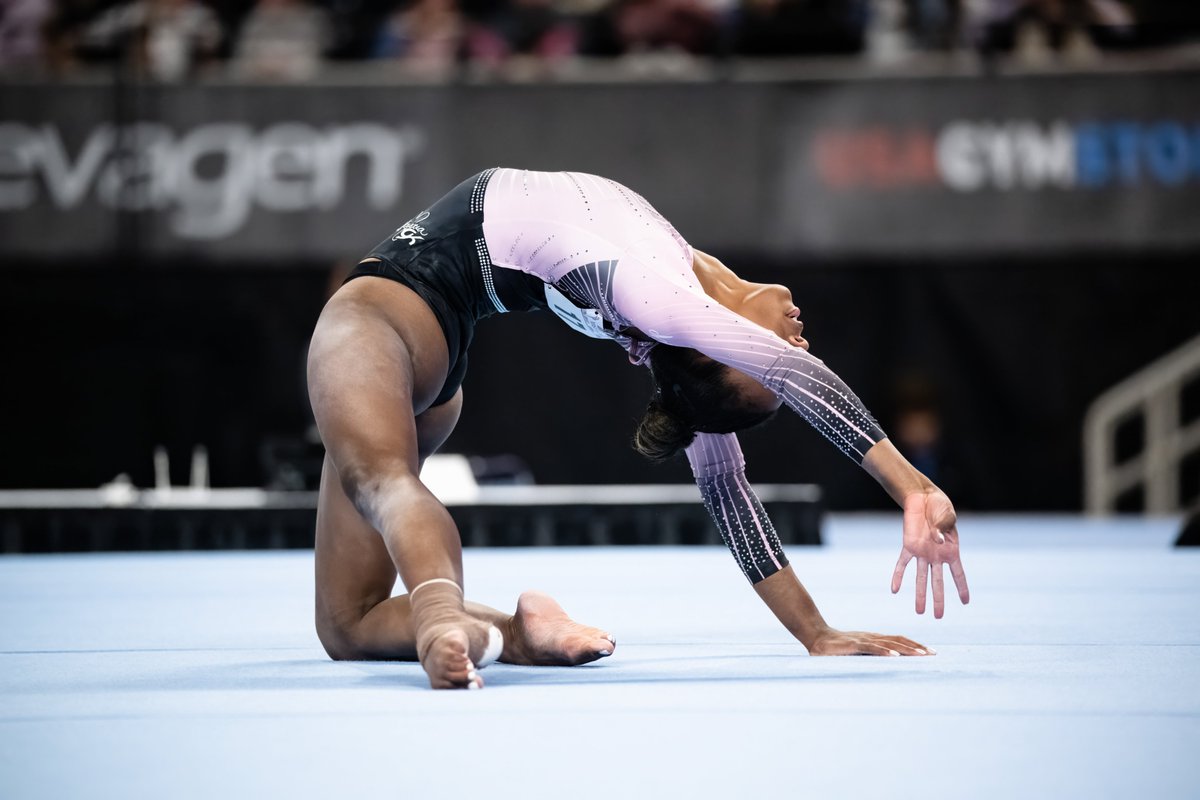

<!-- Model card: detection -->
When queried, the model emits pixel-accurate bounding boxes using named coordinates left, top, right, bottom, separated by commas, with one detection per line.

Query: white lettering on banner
left=256, top=123, right=319, bottom=212
left=171, top=123, right=255, bottom=238
left=0, top=121, right=424, bottom=239
left=41, top=124, right=115, bottom=207
left=935, top=123, right=984, bottom=191
left=103, top=124, right=174, bottom=211
left=0, top=123, right=40, bottom=207
left=1013, top=123, right=1075, bottom=187
left=935, top=121, right=1075, bottom=191
left=977, top=125, right=1016, bottom=189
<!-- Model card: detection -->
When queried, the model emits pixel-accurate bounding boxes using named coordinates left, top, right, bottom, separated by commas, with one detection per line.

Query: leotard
left=353, top=168, right=887, bottom=582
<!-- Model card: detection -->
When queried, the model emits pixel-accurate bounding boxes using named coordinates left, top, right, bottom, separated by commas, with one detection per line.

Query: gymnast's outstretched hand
left=892, top=489, right=970, bottom=618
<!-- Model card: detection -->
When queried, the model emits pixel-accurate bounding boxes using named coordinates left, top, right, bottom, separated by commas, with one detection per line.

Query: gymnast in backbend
left=306, top=168, right=970, bottom=690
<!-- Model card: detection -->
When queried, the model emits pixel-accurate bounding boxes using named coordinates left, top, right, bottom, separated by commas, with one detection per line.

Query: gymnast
left=307, top=168, right=970, bottom=689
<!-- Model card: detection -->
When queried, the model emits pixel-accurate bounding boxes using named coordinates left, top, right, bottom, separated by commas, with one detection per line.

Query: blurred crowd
left=1, top=0, right=1197, bottom=81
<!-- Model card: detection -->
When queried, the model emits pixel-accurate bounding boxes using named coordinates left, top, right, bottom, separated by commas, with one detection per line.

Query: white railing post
left=1084, top=334, right=1200, bottom=516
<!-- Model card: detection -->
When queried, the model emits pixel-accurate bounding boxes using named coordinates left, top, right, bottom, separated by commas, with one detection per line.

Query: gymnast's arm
left=617, top=262, right=968, bottom=617
left=670, top=304, right=969, bottom=617
left=610, top=256, right=884, bottom=460
left=686, top=433, right=928, bottom=655
left=615, top=262, right=944, bottom=511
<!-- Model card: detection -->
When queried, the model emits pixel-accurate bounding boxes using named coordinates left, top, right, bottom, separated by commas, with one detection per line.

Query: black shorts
left=345, top=168, right=544, bottom=406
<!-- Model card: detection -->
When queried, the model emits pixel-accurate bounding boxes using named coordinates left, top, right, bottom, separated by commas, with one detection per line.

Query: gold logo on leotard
left=390, top=211, right=430, bottom=246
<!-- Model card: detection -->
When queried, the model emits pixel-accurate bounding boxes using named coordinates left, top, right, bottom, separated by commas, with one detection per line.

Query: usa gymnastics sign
left=1, top=70, right=1197, bottom=262
left=775, top=70, right=1200, bottom=254
left=811, top=121, right=1199, bottom=192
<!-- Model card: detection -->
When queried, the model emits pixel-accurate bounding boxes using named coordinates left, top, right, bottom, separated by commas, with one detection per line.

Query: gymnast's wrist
left=798, top=619, right=834, bottom=652
left=863, top=440, right=935, bottom=506
left=902, top=484, right=939, bottom=504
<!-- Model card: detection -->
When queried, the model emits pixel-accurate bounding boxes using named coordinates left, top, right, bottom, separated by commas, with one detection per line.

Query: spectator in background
left=582, top=0, right=719, bottom=59
left=889, top=374, right=962, bottom=503
left=373, top=0, right=466, bottom=76
left=232, top=0, right=330, bottom=80
left=38, top=0, right=91, bottom=74
left=0, top=0, right=53, bottom=73
left=312, top=0, right=382, bottom=59
left=893, top=398, right=943, bottom=487
left=465, top=0, right=578, bottom=72
left=903, top=0, right=963, bottom=51
left=976, top=0, right=1135, bottom=65
left=78, top=0, right=223, bottom=80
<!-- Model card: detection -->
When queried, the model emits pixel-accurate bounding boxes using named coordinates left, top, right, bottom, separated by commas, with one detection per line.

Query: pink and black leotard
left=349, top=168, right=886, bottom=583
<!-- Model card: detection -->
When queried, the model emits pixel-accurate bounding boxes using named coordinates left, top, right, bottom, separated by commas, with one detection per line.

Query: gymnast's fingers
left=890, top=635, right=935, bottom=654
left=892, top=548, right=913, bottom=594
left=862, top=640, right=902, bottom=657
left=931, top=561, right=945, bottom=619
left=950, top=557, right=971, bottom=604
left=915, top=557, right=929, bottom=615
left=874, top=636, right=929, bottom=655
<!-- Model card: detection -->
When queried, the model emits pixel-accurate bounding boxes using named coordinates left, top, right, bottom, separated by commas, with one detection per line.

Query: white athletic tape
left=409, top=577, right=462, bottom=597
left=477, top=625, right=503, bottom=667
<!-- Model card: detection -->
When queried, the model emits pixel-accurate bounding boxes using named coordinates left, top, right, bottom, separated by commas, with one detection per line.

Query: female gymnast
left=307, top=168, right=970, bottom=689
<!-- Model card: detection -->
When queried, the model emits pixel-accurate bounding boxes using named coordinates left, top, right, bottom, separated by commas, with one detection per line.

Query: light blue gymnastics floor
left=1, top=515, right=1198, bottom=800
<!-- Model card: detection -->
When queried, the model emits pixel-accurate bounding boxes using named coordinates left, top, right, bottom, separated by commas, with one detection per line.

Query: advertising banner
left=2, top=72, right=1197, bottom=262
left=776, top=71, right=1200, bottom=255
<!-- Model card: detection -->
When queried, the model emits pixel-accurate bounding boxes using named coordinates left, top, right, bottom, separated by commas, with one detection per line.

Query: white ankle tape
left=409, top=577, right=462, bottom=597
left=477, top=625, right=504, bottom=668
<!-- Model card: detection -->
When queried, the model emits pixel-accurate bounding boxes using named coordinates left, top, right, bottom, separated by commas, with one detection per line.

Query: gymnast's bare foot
left=501, top=590, right=616, bottom=666
left=418, top=616, right=503, bottom=690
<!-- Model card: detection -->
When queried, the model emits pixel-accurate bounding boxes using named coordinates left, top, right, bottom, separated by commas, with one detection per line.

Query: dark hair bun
left=633, top=399, right=696, bottom=462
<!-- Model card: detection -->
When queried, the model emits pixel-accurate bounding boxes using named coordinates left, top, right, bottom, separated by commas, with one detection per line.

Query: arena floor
left=1, top=514, right=1197, bottom=799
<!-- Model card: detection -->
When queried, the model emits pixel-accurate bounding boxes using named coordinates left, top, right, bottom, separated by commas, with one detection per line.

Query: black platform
left=0, top=485, right=823, bottom=553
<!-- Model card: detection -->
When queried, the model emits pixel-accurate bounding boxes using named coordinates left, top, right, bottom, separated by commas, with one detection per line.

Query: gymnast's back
left=481, top=167, right=696, bottom=287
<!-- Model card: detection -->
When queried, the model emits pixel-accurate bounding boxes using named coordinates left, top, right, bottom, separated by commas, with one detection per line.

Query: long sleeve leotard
left=478, top=168, right=886, bottom=583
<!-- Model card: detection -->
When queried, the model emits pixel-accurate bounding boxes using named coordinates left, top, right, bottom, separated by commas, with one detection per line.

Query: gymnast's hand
left=892, top=489, right=970, bottom=618
left=807, top=628, right=932, bottom=657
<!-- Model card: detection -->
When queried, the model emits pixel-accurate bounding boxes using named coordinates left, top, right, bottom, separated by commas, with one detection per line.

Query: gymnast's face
left=735, top=282, right=808, bottom=351
left=711, top=281, right=807, bottom=414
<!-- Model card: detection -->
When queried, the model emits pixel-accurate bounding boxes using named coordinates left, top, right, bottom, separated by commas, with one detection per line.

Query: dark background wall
left=3, top=253, right=1193, bottom=510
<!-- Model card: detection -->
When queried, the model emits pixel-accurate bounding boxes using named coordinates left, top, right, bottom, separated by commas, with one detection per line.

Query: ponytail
left=633, top=396, right=696, bottom=462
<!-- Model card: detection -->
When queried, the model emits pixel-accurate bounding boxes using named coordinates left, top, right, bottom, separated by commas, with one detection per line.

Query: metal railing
left=1084, top=334, right=1200, bottom=514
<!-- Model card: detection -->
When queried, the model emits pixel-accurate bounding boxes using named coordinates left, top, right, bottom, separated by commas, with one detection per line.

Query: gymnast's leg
left=313, top=448, right=617, bottom=670
left=308, top=284, right=498, bottom=689
left=309, top=289, right=614, bottom=684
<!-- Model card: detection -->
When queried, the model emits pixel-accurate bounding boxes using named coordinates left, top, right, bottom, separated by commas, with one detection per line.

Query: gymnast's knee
left=335, top=460, right=423, bottom=523
left=317, top=612, right=369, bottom=661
